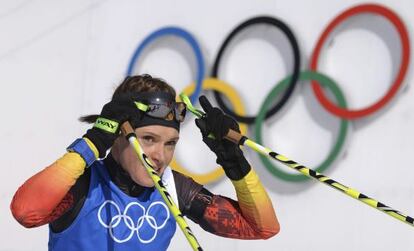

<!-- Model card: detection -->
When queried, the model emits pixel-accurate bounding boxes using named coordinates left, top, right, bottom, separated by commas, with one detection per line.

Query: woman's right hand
left=83, top=97, right=142, bottom=158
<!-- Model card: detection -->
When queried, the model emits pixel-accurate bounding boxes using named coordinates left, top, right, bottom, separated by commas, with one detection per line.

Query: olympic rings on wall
left=126, top=3, right=410, bottom=184
left=310, top=4, right=410, bottom=119
left=170, top=78, right=248, bottom=184
left=212, top=16, right=301, bottom=124
left=126, top=26, right=205, bottom=104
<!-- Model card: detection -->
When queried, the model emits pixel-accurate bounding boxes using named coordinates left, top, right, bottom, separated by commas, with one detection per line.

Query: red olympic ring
left=310, top=3, right=410, bottom=119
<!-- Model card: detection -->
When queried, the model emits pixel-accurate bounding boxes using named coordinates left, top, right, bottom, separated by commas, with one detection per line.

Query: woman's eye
left=142, top=136, right=154, bottom=143
left=166, top=141, right=177, bottom=147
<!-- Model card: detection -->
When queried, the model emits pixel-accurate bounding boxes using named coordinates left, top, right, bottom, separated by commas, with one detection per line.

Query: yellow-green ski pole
left=121, top=122, right=203, bottom=251
left=180, top=93, right=414, bottom=227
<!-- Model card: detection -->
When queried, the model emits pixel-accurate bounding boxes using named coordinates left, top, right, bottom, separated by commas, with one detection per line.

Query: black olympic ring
left=211, top=16, right=301, bottom=124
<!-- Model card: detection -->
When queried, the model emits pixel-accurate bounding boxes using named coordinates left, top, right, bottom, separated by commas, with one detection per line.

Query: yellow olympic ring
left=171, top=78, right=247, bottom=184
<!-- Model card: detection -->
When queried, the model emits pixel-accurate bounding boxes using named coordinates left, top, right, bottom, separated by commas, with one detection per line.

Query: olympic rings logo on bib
left=125, top=3, right=410, bottom=184
left=97, top=200, right=170, bottom=244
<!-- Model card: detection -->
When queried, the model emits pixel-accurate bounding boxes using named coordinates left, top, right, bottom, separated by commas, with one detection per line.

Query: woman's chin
left=136, top=178, right=155, bottom=188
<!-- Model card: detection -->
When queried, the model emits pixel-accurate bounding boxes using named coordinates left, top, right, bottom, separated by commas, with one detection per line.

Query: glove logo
left=94, top=117, right=119, bottom=134
left=97, top=200, right=170, bottom=244
left=97, top=120, right=116, bottom=129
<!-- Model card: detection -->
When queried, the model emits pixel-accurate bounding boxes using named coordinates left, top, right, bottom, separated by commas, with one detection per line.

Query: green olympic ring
left=254, top=71, right=349, bottom=182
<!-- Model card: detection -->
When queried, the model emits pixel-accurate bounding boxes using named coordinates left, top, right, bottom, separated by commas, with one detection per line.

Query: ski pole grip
left=225, top=129, right=244, bottom=145
left=121, top=121, right=135, bottom=138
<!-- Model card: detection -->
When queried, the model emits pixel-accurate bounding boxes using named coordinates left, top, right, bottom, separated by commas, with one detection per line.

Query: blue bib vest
left=48, top=161, right=177, bottom=251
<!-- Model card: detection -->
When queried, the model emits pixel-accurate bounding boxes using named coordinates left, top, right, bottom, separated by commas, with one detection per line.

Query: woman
left=11, top=74, right=280, bottom=250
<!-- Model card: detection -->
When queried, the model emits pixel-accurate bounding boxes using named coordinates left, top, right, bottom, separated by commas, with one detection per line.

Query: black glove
left=84, top=97, right=142, bottom=158
left=195, top=95, right=251, bottom=180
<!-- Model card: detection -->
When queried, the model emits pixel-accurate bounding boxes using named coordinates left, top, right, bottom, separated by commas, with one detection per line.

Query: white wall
left=1, top=0, right=413, bottom=250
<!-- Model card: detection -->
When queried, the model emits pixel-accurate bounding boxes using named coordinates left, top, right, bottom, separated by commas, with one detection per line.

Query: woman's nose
left=148, top=143, right=165, bottom=166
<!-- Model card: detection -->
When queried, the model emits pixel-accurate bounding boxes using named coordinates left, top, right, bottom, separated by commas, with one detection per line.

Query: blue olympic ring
left=126, top=26, right=205, bottom=104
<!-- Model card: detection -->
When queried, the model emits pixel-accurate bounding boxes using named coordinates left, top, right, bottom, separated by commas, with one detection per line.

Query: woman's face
left=112, top=125, right=179, bottom=187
